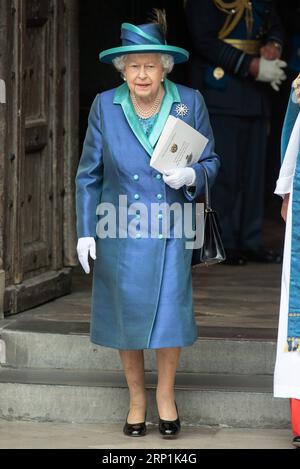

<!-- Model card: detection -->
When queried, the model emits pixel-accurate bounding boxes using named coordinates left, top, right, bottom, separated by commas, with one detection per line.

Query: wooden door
left=0, top=0, right=78, bottom=316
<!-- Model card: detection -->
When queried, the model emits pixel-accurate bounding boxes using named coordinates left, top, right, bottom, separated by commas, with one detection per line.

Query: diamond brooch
left=175, top=103, right=189, bottom=117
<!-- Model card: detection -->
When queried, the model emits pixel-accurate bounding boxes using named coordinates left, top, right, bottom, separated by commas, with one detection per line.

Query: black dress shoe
left=123, top=411, right=147, bottom=437
left=222, top=249, right=247, bottom=266
left=292, top=436, right=300, bottom=448
left=158, top=401, right=181, bottom=438
left=243, top=248, right=282, bottom=264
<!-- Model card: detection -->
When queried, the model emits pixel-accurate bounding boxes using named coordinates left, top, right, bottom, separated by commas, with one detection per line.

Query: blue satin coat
left=75, top=79, right=220, bottom=350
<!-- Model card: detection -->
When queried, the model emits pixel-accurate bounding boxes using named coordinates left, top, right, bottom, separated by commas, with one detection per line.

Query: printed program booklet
left=150, top=115, right=209, bottom=172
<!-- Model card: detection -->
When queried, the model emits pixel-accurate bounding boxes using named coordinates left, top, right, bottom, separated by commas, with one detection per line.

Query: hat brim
left=99, top=44, right=189, bottom=64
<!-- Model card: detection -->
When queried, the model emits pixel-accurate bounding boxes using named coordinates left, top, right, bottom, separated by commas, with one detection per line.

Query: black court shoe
left=123, top=410, right=147, bottom=437
left=222, top=249, right=247, bottom=266
left=292, top=436, right=300, bottom=448
left=158, top=401, right=181, bottom=438
left=243, top=248, right=282, bottom=264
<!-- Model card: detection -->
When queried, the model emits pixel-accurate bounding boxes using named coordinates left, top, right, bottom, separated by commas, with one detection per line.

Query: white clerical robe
left=274, top=111, right=300, bottom=399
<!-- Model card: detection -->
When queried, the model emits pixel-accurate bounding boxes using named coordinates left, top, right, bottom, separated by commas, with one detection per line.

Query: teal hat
left=99, top=22, right=189, bottom=64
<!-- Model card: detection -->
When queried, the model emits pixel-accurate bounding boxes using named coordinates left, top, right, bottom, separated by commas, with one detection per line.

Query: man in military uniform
left=185, top=0, right=286, bottom=265
left=277, top=0, right=300, bottom=75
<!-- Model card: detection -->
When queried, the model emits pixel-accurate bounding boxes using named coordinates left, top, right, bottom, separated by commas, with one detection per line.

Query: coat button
left=155, top=174, right=162, bottom=180
left=134, top=194, right=140, bottom=200
left=133, top=174, right=139, bottom=181
left=156, top=193, right=162, bottom=200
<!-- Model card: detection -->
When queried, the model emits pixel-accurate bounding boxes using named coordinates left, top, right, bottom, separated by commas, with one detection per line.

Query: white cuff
left=186, top=169, right=196, bottom=187
left=274, top=175, right=294, bottom=198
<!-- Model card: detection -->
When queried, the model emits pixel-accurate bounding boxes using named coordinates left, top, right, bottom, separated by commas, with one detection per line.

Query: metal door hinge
left=0, top=339, right=6, bottom=364
left=0, top=79, right=6, bottom=104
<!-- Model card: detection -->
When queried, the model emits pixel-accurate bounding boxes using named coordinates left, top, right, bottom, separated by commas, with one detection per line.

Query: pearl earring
left=123, top=76, right=127, bottom=81
left=161, top=78, right=164, bottom=82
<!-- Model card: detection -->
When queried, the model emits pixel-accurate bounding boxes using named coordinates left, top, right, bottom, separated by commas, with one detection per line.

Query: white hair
left=112, top=53, right=174, bottom=77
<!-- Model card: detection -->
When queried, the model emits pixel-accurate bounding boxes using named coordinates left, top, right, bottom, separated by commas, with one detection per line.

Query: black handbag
left=191, top=167, right=226, bottom=267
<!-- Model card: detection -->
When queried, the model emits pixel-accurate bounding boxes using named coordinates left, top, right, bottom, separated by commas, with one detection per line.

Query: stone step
left=0, top=320, right=276, bottom=375
left=0, top=367, right=289, bottom=427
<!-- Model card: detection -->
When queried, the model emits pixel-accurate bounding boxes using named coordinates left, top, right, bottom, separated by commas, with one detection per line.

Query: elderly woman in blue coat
left=75, top=11, right=220, bottom=438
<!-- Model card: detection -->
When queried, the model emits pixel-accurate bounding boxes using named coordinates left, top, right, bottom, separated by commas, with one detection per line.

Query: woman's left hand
left=162, top=167, right=196, bottom=189
left=281, top=193, right=290, bottom=223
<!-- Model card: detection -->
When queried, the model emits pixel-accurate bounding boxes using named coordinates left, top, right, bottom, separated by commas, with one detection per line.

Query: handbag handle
left=202, top=166, right=212, bottom=211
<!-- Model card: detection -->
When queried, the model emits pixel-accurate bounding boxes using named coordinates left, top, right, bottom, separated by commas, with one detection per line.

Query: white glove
left=76, top=237, right=96, bottom=274
left=256, top=57, right=287, bottom=84
left=270, top=77, right=286, bottom=92
left=163, top=167, right=196, bottom=190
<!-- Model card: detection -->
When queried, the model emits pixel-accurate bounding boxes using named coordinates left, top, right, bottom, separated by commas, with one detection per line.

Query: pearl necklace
left=131, top=86, right=164, bottom=119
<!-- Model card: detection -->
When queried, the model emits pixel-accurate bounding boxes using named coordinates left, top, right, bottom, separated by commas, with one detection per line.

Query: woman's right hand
left=281, top=193, right=290, bottom=223
left=76, top=237, right=96, bottom=274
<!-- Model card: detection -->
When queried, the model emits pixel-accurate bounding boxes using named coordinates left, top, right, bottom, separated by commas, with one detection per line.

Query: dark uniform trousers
left=210, top=115, right=268, bottom=250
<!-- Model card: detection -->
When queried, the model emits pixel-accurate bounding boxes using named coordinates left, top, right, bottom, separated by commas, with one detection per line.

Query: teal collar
left=113, top=79, right=181, bottom=156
